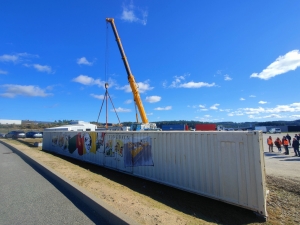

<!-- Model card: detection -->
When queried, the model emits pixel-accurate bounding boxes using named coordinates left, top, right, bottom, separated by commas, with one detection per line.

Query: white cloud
left=179, top=81, right=216, bottom=88
left=117, top=80, right=153, bottom=93
left=168, top=74, right=215, bottom=88
left=23, top=63, right=53, bottom=73
left=33, top=64, right=53, bottom=73
left=162, top=80, right=167, bottom=88
left=124, top=99, right=133, bottom=104
left=0, top=69, right=8, bottom=74
left=240, top=98, right=245, bottom=101
left=236, top=103, right=300, bottom=117
left=249, top=114, right=284, bottom=119
left=0, top=52, right=38, bottom=63
left=224, top=74, right=232, bottom=81
left=147, top=112, right=153, bottom=116
left=249, top=95, right=256, bottom=97
left=242, top=107, right=265, bottom=115
left=77, top=57, right=93, bottom=66
left=210, top=104, right=220, bottom=110
left=0, top=84, right=51, bottom=98
left=121, top=2, right=148, bottom=25
left=259, top=101, right=267, bottom=104
left=90, top=94, right=104, bottom=100
left=219, top=109, right=231, bottom=112
left=170, top=75, right=187, bottom=87
left=264, top=114, right=283, bottom=119
left=195, top=105, right=208, bottom=111
left=72, top=75, right=105, bottom=87
left=290, top=115, right=300, bottom=118
left=154, top=106, right=172, bottom=111
left=0, top=54, right=18, bottom=62
left=250, top=50, right=300, bottom=80
left=112, top=107, right=131, bottom=112
left=145, top=96, right=161, bottom=103
left=45, top=84, right=61, bottom=91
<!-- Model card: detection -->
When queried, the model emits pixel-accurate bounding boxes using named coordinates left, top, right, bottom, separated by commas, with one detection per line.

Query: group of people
left=267, top=133, right=300, bottom=157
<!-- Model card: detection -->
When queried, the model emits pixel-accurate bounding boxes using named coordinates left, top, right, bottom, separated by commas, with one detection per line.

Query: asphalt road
left=262, top=132, right=300, bottom=181
left=0, top=142, right=109, bottom=225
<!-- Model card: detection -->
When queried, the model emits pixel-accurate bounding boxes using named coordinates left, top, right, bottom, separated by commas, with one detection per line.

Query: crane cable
left=96, top=22, right=121, bottom=127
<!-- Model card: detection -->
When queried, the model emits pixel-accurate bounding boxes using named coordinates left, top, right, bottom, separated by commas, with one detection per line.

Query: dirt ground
left=1, top=138, right=299, bottom=225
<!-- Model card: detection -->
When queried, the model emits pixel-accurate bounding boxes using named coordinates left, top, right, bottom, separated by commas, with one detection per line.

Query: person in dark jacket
left=292, top=138, right=300, bottom=157
left=274, top=137, right=282, bottom=152
left=286, top=134, right=291, bottom=145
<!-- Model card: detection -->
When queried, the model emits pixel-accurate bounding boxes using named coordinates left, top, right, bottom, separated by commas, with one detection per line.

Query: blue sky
left=1, top=0, right=300, bottom=123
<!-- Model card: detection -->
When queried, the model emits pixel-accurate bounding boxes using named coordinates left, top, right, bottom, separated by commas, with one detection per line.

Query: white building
left=0, top=119, right=22, bottom=125
left=44, top=121, right=97, bottom=132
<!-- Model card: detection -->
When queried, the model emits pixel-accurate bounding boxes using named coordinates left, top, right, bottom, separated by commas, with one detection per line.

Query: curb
left=0, top=140, right=139, bottom=225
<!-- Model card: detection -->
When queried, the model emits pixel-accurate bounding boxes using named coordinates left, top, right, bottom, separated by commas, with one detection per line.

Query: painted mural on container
left=50, top=132, right=153, bottom=167
left=124, top=136, right=153, bottom=167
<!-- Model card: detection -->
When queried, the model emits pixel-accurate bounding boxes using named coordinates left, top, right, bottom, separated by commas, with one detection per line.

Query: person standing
left=274, top=137, right=282, bottom=152
left=283, top=136, right=289, bottom=155
left=267, top=136, right=274, bottom=152
left=286, top=134, right=291, bottom=146
left=292, top=138, right=300, bottom=157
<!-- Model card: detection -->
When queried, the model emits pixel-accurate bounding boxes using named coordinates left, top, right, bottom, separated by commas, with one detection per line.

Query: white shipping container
left=42, top=130, right=267, bottom=217
left=255, top=126, right=267, bottom=133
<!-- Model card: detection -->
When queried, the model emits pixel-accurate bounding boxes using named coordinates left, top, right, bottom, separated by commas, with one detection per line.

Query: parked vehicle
left=26, top=131, right=43, bottom=138
left=217, top=125, right=225, bottom=131
left=255, top=126, right=267, bottom=133
left=5, top=131, right=26, bottom=139
left=269, top=128, right=281, bottom=133
left=0, top=133, right=6, bottom=138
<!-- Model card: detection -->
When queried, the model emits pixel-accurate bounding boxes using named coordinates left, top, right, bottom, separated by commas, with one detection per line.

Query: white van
left=269, top=128, right=281, bottom=133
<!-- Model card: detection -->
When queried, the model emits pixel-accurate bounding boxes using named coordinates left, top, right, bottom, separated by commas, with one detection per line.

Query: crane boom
left=106, top=18, right=149, bottom=124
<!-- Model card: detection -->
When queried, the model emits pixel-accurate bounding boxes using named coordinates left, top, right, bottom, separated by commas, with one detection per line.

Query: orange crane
left=106, top=18, right=159, bottom=131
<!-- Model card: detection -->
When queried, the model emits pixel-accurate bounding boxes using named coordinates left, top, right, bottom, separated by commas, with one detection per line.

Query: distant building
left=44, top=121, right=97, bottom=131
left=0, top=119, right=22, bottom=125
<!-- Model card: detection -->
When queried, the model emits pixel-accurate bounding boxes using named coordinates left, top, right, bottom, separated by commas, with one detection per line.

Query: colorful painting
left=105, top=139, right=114, bottom=157
left=115, top=139, right=124, bottom=156
left=50, top=132, right=153, bottom=167
left=51, top=133, right=69, bottom=150
left=52, top=132, right=97, bottom=155
left=96, top=132, right=106, bottom=153
left=124, top=136, right=153, bottom=167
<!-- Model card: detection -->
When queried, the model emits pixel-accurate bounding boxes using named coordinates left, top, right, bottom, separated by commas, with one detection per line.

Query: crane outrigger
left=106, top=18, right=159, bottom=131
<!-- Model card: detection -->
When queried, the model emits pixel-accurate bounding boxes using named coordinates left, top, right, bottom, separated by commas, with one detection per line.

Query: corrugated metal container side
left=42, top=130, right=267, bottom=217
left=161, top=124, right=186, bottom=131
left=195, top=124, right=216, bottom=131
